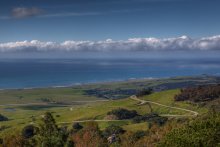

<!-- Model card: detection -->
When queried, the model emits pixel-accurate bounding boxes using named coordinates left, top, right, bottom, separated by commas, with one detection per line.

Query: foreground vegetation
left=1, top=110, right=220, bottom=147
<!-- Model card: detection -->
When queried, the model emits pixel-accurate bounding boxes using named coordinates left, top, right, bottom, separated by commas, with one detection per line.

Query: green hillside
left=0, top=88, right=207, bottom=137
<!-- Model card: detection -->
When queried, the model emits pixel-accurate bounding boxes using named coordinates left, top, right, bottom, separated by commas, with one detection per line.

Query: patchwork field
left=1, top=80, right=212, bottom=137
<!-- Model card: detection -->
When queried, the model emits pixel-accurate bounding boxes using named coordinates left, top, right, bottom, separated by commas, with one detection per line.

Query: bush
left=0, top=114, right=8, bottom=121
left=72, top=123, right=83, bottom=130
left=22, top=125, right=36, bottom=139
left=132, top=130, right=147, bottom=140
left=2, top=132, right=27, bottom=147
left=107, top=108, right=138, bottom=120
left=71, top=122, right=107, bottom=147
left=136, top=88, right=153, bottom=97
left=103, top=125, right=125, bottom=137
left=104, top=114, right=119, bottom=120
left=133, top=113, right=168, bottom=126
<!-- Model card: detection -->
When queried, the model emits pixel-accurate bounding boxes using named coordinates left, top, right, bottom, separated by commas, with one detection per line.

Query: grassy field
left=0, top=86, right=209, bottom=137
left=141, top=89, right=208, bottom=114
left=0, top=87, right=99, bottom=104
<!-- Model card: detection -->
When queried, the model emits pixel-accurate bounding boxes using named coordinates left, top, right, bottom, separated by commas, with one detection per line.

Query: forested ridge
left=175, top=84, right=220, bottom=102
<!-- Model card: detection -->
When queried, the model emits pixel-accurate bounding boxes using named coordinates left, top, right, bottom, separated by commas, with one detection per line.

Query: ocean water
left=0, top=58, right=220, bottom=89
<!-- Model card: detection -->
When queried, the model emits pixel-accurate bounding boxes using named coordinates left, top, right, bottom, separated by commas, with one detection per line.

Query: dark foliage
left=22, top=125, right=36, bottom=139
left=174, top=84, right=220, bottom=102
left=0, top=114, right=8, bottom=121
left=132, top=130, right=147, bottom=140
left=37, top=112, right=65, bottom=147
left=85, top=88, right=138, bottom=99
left=136, top=88, right=153, bottom=97
left=107, top=108, right=138, bottom=119
left=72, top=123, right=83, bottom=130
left=133, top=113, right=168, bottom=126
left=103, top=125, right=125, bottom=137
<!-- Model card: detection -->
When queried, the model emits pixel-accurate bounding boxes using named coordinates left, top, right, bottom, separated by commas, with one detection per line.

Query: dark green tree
left=22, top=125, right=36, bottom=139
left=37, top=112, right=65, bottom=147
left=72, top=122, right=83, bottom=131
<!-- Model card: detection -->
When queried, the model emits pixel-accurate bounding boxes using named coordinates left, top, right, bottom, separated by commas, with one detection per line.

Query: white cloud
left=0, top=35, right=220, bottom=53
left=0, top=7, right=144, bottom=20
left=39, top=12, right=101, bottom=18
left=11, top=7, right=43, bottom=18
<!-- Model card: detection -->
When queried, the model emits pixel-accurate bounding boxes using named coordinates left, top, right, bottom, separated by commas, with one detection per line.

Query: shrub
left=132, top=130, right=147, bottom=140
left=133, top=113, right=168, bottom=126
left=103, top=125, right=125, bottom=137
left=136, top=88, right=153, bottom=97
left=71, top=122, right=107, bottom=147
left=72, top=123, right=83, bottom=130
left=104, top=114, right=119, bottom=120
left=107, top=108, right=138, bottom=120
left=2, top=132, right=27, bottom=147
left=0, top=114, right=8, bottom=121
left=22, top=125, right=36, bottom=139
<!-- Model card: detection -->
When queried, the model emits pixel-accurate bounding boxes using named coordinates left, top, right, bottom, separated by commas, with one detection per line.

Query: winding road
left=130, top=95, right=198, bottom=117
left=60, top=95, right=199, bottom=124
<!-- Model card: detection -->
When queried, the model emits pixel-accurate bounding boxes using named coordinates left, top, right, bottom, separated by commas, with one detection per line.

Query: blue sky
left=0, top=0, right=220, bottom=42
left=0, top=0, right=220, bottom=59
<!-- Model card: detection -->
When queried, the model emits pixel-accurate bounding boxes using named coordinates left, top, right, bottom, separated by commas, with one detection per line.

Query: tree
left=71, top=122, right=107, bottom=147
left=136, top=88, right=153, bottom=97
left=174, top=84, right=220, bottom=102
left=72, top=123, right=83, bottom=131
left=107, top=108, right=138, bottom=120
left=22, top=125, right=36, bottom=139
left=37, top=112, right=65, bottom=147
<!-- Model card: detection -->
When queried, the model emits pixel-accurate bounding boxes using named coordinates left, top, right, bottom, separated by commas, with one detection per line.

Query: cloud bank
left=11, top=7, right=43, bottom=18
left=0, top=35, right=220, bottom=53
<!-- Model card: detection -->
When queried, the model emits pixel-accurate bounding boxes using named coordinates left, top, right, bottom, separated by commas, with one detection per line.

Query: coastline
left=0, top=77, right=157, bottom=91
left=0, top=74, right=217, bottom=91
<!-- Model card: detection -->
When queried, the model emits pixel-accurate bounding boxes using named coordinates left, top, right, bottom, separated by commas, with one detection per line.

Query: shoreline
left=0, top=77, right=158, bottom=91
left=0, top=74, right=217, bottom=91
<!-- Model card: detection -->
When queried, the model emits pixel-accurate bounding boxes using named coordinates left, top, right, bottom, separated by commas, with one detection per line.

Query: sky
left=0, top=0, right=220, bottom=58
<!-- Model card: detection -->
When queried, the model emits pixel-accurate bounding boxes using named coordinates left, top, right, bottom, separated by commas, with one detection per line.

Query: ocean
left=0, top=58, right=220, bottom=89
